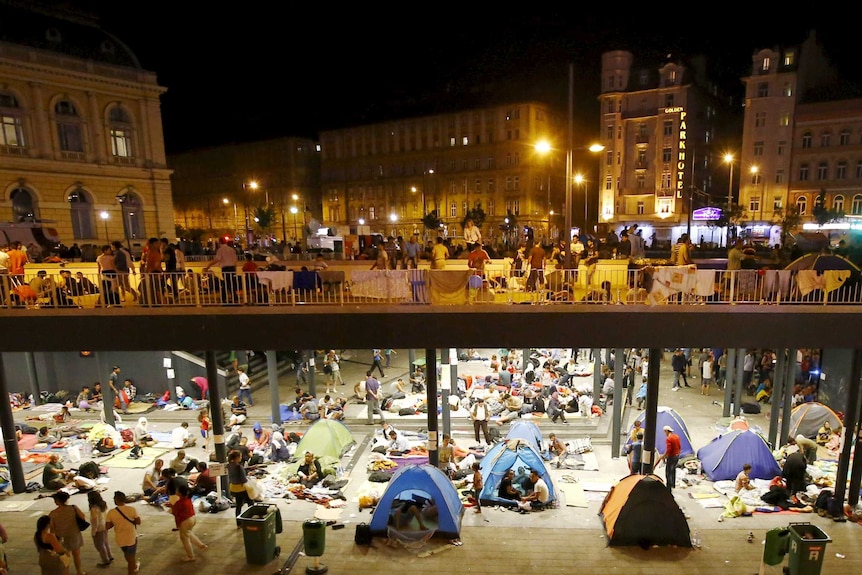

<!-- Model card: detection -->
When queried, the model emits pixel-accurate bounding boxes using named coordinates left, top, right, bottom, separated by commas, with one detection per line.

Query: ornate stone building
left=0, top=1, right=173, bottom=255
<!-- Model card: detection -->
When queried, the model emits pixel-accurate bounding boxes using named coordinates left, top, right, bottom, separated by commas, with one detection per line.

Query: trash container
left=762, top=527, right=790, bottom=566
left=303, top=519, right=326, bottom=557
left=239, top=504, right=279, bottom=565
left=787, top=522, right=831, bottom=575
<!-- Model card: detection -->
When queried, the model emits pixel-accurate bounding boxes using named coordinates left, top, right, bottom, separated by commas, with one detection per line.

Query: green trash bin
left=239, top=504, right=279, bottom=565
left=763, top=527, right=790, bottom=566
left=787, top=522, right=831, bottom=575
left=303, top=518, right=326, bottom=557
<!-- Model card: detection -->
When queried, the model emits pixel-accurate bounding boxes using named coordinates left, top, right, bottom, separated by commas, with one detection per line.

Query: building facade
left=738, top=30, right=862, bottom=246
left=597, top=50, right=729, bottom=248
left=169, top=137, right=320, bottom=248
left=0, top=2, right=173, bottom=255
left=318, top=102, right=572, bottom=250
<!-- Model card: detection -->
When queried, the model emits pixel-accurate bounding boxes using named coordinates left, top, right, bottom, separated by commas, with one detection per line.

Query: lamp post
left=535, top=140, right=553, bottom=240
left=724, top=153, right=734, bottom=246
left=100, top=210, right=109, bottom=241
left=289, top=205, right=299, bottom=243
left=223, top=198, right=239, bottom=241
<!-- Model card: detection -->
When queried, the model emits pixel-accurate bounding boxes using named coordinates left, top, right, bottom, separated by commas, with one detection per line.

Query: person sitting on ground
left=323, top=396, right=347, bottom=420
left=42, top=453, right=74, bottom=490
left=298, top=395, right=321, bottom=421
left=133, top=416, right=155, bottom=447
left=249, top=422, right=271, bottom=453
left=735, top=463, right=755, bottom=492
left=517, top=469, right=550, bottom=512
left=142, top=458, right=164, bottom=497
left=189, top=461, right=217, bottom=496
left=296, top=451, right=323, bottom=488
left=387, top=378, right=407, bottom=400
left=386, top=429, right=410, bottom=456
left=228, top=396, right=248, bottom=429
left=816, top=422, right=834, bottom=446
left=270, top=431, right=291, bottom=463
left=168, top=449, right=199, bottom=475
left=498, top=469, right=521, bottom=502
left=171, top=421, right=197, bottom=449
left=76, top=385, right=93, bottom=412
left=494, top=393, right=526, bottom=425
left=391, top=498, right=437, bottom=531
left=548, top=433, right=568, bottom=468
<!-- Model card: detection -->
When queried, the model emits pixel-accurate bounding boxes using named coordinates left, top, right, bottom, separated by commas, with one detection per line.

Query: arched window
left=117, top=191, right=145, bottom=239
left=55, top=100, right=84, bottom=153
left=0, top=92, right=26, bottom=148
left=108, top=106, right=133, bottom=159
left=10, top=187, right=38, bottom=222
left=796, top=196, right=808, bottom=216
left=833, top=195, right=845, bottom=213
left=68, top=186, right=94, bottom=239
left=852, top=195, right=862, bottom=216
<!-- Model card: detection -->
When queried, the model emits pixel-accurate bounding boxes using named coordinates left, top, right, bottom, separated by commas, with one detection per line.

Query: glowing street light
left=223, top=198, right=239, bottom=241
left=724, top=153, right=735, bottom=246
left=100, top=210, right=109, bottom=241
left=289, top=205, right=299, bottom=242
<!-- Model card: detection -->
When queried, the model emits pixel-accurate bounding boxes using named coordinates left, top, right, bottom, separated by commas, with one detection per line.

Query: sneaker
left=672, top=387, right=680, bottom=392
left=134, top=560, right=141, bottom=573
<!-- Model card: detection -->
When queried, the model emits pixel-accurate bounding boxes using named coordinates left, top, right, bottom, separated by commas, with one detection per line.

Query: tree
left=252, top=204, right=278, bottom=239
left=812, top=190, right=844, bottom=226
left=422, top=210, right=442, bottom=232
left=460, top=206, right=487, bottom=230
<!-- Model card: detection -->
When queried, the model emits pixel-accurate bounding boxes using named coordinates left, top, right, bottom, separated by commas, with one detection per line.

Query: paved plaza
left=3, top=349, right=861, bottom=574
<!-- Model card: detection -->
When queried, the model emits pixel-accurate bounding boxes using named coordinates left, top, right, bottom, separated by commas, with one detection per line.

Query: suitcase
left=354, top=522, right=372, bottom=545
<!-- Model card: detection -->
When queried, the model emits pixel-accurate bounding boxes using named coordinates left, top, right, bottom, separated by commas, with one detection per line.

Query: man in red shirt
left=655, top=425, right=682, bottom=492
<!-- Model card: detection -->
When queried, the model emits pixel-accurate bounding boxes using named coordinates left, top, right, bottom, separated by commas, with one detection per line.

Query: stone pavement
left=3, top=350, right=861, bottom=574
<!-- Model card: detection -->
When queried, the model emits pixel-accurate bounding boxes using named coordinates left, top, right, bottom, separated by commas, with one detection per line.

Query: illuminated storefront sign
left=693, top=207, right=721, bottom=221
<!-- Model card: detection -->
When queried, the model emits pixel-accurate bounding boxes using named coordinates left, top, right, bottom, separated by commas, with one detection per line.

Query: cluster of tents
left=307, top=402, right=842, bottom=548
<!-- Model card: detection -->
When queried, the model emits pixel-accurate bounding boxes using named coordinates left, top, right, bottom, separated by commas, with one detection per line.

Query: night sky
left=93, top=5, right=858, bottom=155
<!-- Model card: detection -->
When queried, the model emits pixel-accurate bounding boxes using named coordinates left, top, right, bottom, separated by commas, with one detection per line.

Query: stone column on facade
left=86, top=91, right=107, bottom=163
left=28, top=82, right=53, bottom=159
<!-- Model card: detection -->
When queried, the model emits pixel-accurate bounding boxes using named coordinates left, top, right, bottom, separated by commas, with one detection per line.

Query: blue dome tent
left=628, top=406, right=695, bottom=457
left=696, top=429, right=781, bottom=481
left=478, top=438, right=555, bottom=507
left=504, top=420, right=544, bottom=453
left=369, top=464, right=464, bottom=539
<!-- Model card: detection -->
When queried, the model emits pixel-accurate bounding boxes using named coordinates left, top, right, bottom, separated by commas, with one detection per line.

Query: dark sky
left=93, top=5, right=857, bottom=155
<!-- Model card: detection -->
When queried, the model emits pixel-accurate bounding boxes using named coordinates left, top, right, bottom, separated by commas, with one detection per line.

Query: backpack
left=398, top=407, right=415, bottom=416
left=78, top=461, right=101, bottom=480
left=532, top=397, right=546, bottom=413
left=355, top=522, right=372, bottom=545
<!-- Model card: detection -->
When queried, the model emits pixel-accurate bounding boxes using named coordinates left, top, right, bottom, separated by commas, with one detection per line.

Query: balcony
left=4, top=262, right=860, bottom=311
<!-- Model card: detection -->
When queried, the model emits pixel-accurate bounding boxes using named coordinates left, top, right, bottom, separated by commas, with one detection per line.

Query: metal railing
left=3, top=264, right=860, bottom=309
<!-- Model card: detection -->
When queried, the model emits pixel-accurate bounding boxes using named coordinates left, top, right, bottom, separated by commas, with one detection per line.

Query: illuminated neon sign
left=693, top=207, right=721, bottom=221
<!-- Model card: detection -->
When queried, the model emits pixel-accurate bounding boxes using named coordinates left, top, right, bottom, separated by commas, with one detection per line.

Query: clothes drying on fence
left=428, top=270, right=472, bottom=305
left=350, top=270, right=412, bottom=299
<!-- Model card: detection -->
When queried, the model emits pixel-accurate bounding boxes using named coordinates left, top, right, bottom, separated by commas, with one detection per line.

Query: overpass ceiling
left=0, top=305, right=857, bottom=352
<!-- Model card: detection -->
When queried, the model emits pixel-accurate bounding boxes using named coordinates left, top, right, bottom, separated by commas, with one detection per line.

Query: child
left=197, top=409, right=211, bottom=452
left=88, top=490, right=114, bottom=566
left=471, top=461, right=483, bottom=514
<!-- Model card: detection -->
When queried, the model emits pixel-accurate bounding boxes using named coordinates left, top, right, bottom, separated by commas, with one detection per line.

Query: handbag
left=74, top=506, right=90, bottom=531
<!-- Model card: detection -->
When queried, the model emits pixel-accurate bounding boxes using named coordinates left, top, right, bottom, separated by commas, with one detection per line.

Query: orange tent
left=599, top=474, right=691, bottom=547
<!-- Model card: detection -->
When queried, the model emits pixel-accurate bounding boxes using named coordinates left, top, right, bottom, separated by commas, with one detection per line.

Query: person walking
left=383, top=348, right=396, bottom=369
left=671, top=349, right=690, bottom=391
left=470, top=461, right=483, bottom=514
left=236, top=367, right=253, bottom=406
left=48, top=491, right=86, bottom=575
left=370, top=349, right=386, bottom=377
left=325, top=350, right=344, bottom=388
left=655, top=426, right=682, bottom=492
left=164, top=484, right=207, bottom=562
left=105, top=491, right=141, bottom=575
left=364, top=371, right=385, bottom=425
left=88, top=491, right=114, bottom=567
left=227, top=450, right=253, bottom=527
left=470, top=397, right=492, bottom=444
left=34, top=514, right=69, bottom=575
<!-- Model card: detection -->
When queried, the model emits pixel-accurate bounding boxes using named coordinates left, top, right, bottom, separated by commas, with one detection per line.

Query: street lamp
left=289, top=205, right=299, bottom=242
left=223, top=198, right=239, bottom=241
left=535, top=139, right=553, bottom=240
left=100, top=210, right=109, bottom=241
left=751, top=165, right=764, bottom=223
left=724, top=153, right=734, bottom=246
left=247, top=180, right=268, bottom=205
